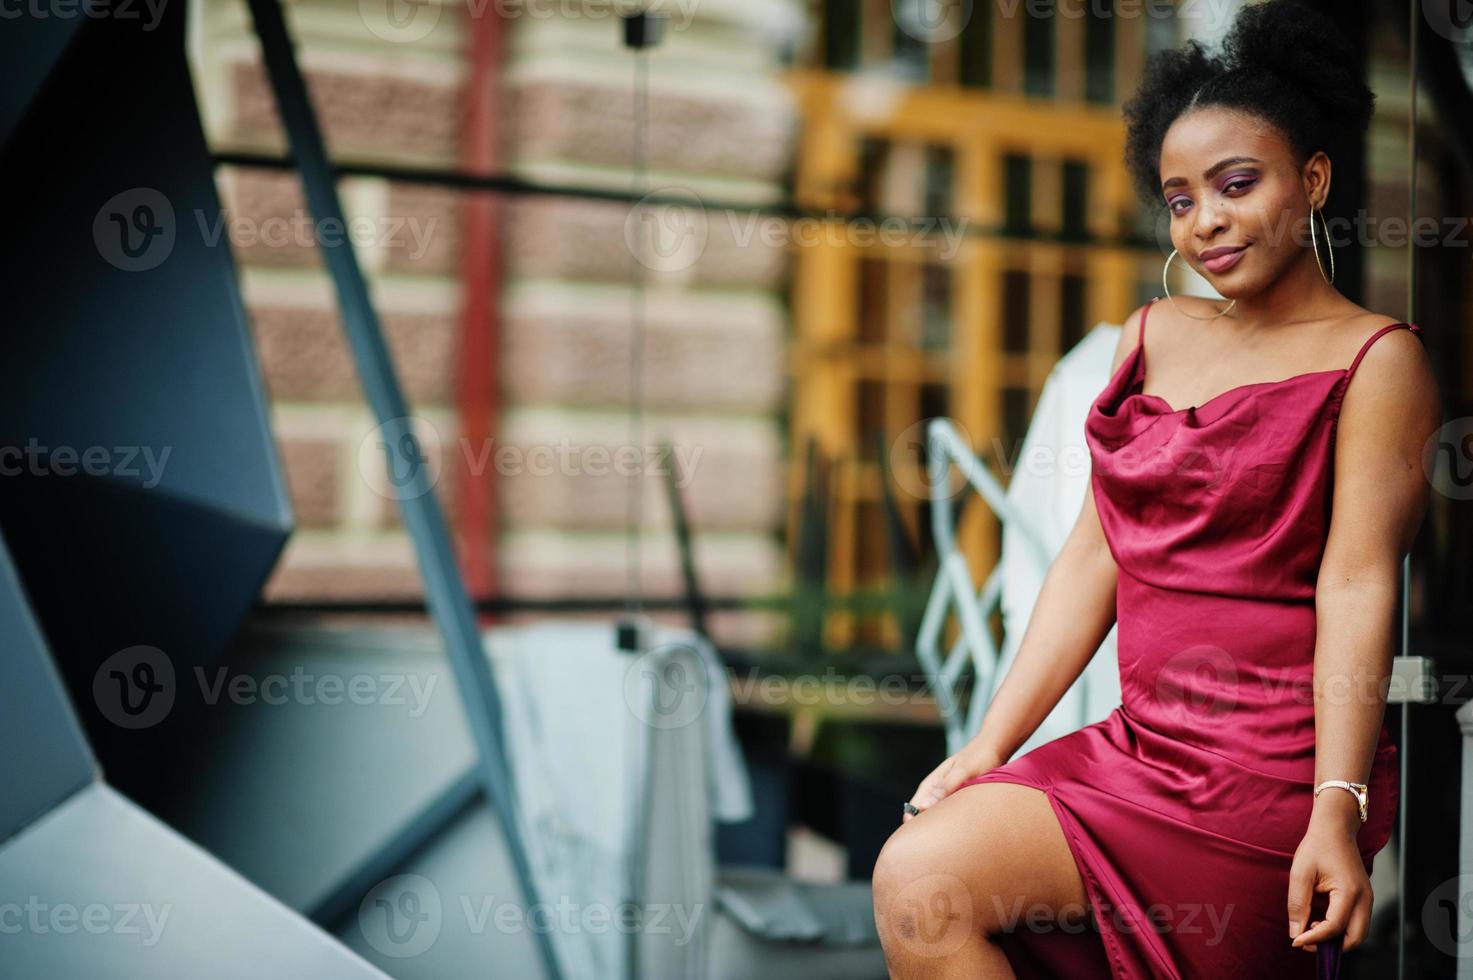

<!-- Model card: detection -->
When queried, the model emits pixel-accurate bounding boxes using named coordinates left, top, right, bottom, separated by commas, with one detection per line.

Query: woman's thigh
left=872, top=780, right=1090, bottom=948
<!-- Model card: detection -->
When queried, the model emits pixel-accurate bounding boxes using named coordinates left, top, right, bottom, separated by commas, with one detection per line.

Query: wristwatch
left=1314, top=780, right=1368, bottom=824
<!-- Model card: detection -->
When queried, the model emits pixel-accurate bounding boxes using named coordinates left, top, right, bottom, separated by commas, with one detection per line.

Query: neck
left=1223, top=249, right=1341, bottom=330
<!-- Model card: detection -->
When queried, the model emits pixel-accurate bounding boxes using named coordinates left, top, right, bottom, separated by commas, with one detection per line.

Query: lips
left=1198, top=244, right=1249, bottom=274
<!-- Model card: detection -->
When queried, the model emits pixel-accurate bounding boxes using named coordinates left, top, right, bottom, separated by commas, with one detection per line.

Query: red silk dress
left=957, top=297, right=1411, bottom=978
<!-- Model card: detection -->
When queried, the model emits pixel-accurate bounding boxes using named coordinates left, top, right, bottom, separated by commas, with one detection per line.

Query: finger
left=912, top=759, right=950, bottom=806
left=932, top=759, right=977, bottom=800
left=1343, top=888, right=1372, bottom=951
left=1292, top=887, right=1349, bottom=949
left=905, top=760, right=953, bottom=820
left=1286, top=865, right=1313, bottom=940
left=1297, top=919, right=1319, bottom=953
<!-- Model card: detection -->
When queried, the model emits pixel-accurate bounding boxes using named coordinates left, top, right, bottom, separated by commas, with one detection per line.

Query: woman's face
left=1157, top=106, right=1326, bottom=299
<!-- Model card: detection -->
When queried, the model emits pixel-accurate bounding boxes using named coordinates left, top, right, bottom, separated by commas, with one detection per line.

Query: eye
left=1167, top=196, right=1193, bottom=215
left=1221, top=176, right=1258, bottom=194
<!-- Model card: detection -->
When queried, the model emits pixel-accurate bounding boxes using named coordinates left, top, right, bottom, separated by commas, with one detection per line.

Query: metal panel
left=0, top=531, right=94, bottom=845
left=0, top=16, right=81, bottom=151
left=0, top=785, right=389, bottom=980
left=0, top=3, right=292, bottom=802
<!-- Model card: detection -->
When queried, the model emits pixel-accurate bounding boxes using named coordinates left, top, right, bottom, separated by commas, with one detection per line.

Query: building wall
left=188, top=0, right=804, bottom=647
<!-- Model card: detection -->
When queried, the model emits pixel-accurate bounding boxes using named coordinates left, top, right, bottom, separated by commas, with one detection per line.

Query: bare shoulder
left=1337, top=308, right=1442, bottom=445
left=1109, top=301, right=1150, bottom=374
left=1326, top=308, right=1442, bottom=562
left=1340, top=309, right=1435, bottom=391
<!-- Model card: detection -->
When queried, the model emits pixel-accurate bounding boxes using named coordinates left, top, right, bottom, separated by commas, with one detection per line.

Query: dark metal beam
left=207, top=150, right=1166, bottom=252
left=238, top=2, right=562, bottom=977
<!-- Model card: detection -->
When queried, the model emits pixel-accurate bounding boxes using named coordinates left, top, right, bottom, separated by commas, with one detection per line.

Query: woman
left=871, top=2, right=1441, bottom=977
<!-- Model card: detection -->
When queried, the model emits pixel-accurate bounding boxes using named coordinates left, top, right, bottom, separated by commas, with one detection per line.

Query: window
left=1003, top=387, right=1034, bottom=449
left=824, top=0, right=862, bottom=70
left=1022, top=11, right=1055, bottom=97
left=858, top=257, right=889, bottom=343
left=891, top=0, right=930, bottom=80
left=1061, top=159, right=1090, bottom=241
left=1003, top=153, right=1032, bottom=235
left=1061, top=273, right=1087, bottom=353
left=1002, top=269, right=1031, bottom=352
left=921, top=263, right=952, bottom=350
left=924, top=144, right=955, bottom=218
left=1084, top=9, right=1115, bottom=104
left=959, top=6, right=993, bottom=88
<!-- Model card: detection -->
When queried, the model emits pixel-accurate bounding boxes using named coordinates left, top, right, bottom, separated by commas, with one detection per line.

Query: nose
left=1191, top=197, right=1228, bottom=241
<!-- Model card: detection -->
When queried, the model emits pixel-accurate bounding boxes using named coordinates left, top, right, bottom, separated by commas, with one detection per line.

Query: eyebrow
left=1160, top=156, right=1263, bottom=192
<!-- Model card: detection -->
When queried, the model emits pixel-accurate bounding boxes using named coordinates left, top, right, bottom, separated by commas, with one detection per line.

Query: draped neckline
left=1118, top=319, right=1417, bottom=420
left=1111, top=334, right=1358, bottom=423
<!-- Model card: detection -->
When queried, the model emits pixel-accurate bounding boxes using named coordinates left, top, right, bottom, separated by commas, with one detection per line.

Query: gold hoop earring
left=1310, top=207, right=1335, bottom=284
left=1161, top=248, right=1237, bottom=320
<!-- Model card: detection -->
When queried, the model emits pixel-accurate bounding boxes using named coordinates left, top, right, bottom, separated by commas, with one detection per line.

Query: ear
left=1302, top=151, right=1332, bottom=209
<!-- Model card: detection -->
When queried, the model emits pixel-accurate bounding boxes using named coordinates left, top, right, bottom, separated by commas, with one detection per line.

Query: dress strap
left=1139, top=296, right=1158, bottom=349
left=1346, top=322, right=1423, bottom=382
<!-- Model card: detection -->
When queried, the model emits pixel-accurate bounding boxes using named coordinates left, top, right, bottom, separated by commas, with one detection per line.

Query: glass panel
left=858, top=257, right=889, bottom=344
left=1002, top=386, right=1033, bottom=449
left=857, top=379, right=886, bottom=445
left=1002, top=269, right=1031, bottom=353
left=857, top=135, right=888, bottom=212
left=1003, top=153, right=1032, bottom=235
left=1060, top=272, right=1087, bottom=353
left=958, top=5, right=993, bottom=88
left=824, top=0, right=862, bottom=70
left=924, top=144, right=956, bottom=219
left=921, top=263, right=952, bottom=350
left=1061, top=159, right=1090, bottom=242
left=891, top=0, right=930, bottom=80
left=1022, top=10, right=1055, bottom=97
left=920, top=382, right=949, bottom=422
left=1084, top=8, right=1116, bottom=104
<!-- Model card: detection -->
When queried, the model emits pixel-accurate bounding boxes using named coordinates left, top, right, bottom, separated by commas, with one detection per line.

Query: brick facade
left=190, top=0, right=800, bottom=648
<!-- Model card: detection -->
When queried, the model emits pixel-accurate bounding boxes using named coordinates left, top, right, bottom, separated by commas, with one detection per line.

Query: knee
left=872, top=824, right=984, bottom=963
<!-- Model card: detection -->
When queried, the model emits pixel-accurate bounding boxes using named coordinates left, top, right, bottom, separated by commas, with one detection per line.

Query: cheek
left=1234, top=201, right=1280, bottom=243
left=1237, top=185, right=1300, bottom=244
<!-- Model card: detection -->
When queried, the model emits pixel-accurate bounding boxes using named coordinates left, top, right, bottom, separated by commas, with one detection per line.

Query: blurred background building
left=194, top=1, right=1469, bottom=664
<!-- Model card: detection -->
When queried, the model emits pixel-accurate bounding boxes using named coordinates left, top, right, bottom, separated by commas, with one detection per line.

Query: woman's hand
left=902, top=741, right=1005, bottom=824
left=1287, top=800, right=1371, bottom=954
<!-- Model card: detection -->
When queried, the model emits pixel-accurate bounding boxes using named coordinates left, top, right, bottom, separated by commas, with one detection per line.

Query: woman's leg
left=871, top=781, right=1090, bottom=979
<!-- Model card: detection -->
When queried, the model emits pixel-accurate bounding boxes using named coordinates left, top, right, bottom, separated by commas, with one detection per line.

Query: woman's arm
left=967, top=306, right=1145, bottom=762
left=967, top=457, right=1121, bottom=762
left=1288, top=324, right=1442, bottom=953
left=903, top=307, right=1143, bottom=819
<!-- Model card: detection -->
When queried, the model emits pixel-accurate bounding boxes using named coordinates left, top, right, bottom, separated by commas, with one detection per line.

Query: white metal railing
left=913, top=418, right=1054, bottom=756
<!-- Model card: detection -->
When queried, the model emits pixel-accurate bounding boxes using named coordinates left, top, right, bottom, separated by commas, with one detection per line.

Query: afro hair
left=1121, top=0, right=1375, bottom=204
